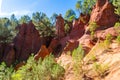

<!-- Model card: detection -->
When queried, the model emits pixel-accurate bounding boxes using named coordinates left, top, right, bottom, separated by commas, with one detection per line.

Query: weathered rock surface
left=34, top=45, right=49, bottom=60
left=14, top=21, right=41, bottom=61
left=90, top=0, right=118, bottom=29
left=0, top=43, right=15, bottom=66
left=3, top=44, right=15, bottom=66
left=70, top=16, right=85, bottom=40
left=56, top=14, right=65, bottom=39
left=64, top=40, right=79, bottom=52
left=95, top=27, right=118, bottom=40
left=48, top=14, right=86, bottom=54
left=48, top=38, right=59, bottom=53
left=56, top=53, right=74, bottom=80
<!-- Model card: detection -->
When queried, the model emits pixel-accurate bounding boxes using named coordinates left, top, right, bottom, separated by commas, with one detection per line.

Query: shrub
left=112, top=0, right=120, bottom=16
left=12, top=54, right=65, bottom=80
left=93, top=62, right=109, bottom=78
left=0, top=62, right=13, bottom=80
left=89, top=22, right=98, bottom=39
left=64, top=24, right=70, bottom=35
left=104, top=34, right=113, bottom=46
left=116, top=35, right=120, bottom=44
left=72, top=45, right=85, bottom=80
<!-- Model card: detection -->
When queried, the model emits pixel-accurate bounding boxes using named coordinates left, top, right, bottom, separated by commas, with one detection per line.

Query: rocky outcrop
left=95, top=27, right=118, bottom=40
left=3, top=44, right=15, bottom=66
left=90, top=0, right=118, bottom=29
left=48, top=14, right=87, bottom=54
left=34, top=45, right=49, bottom=60
left=0, top=43, right=15, bottom=66
left=64, top=40, right=79, bottom=52
left=56, top=14, right=65, bottom=40
left=14, top=21, right=41, bottom=61
left=70, top=16, right=85, bottom=40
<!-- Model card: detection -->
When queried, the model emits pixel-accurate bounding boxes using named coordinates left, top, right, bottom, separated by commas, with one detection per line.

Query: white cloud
left=0, top=10, right=31, bottom=18
left=0, top=0, right=31, bottom=18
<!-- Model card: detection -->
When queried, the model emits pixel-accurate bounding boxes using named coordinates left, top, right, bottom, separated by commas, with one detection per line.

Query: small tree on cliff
left=64, top=9, right=76, bottom=22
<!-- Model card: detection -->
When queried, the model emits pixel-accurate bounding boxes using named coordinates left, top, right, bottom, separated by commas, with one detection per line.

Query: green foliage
left=114, top=22, right=120, bottom=35
left=0, top=62, right=14, bottom=80
left=64, top=9, right=76, bottom=22
left=64, top=24, right=70, bottom=35
left=0, top=26, right=13, bottom=43
left=72, top=45, right=85, bottom=80
left=89, top=21, right=98, bottom=32
left=75, top=0, right=96, bottom=14
left=12, top=54, right=65, bottom=80
left=116, top=35, right=120, bottom=44
left=76, top=0, right=82, bottom=14
left=32, top=12, right=55, bottom=37
left=50, top=13, right=58, bottom=25
left=104, top=34, right=113, bottom=46
left=114, top=22, right=120, bottom=28
left=89, top=21, right=98, bottom=39
left=0, top=17, right=17, bottom=44
left=112, top=0, right=120, bottom=16
left=19, top=15, right=31, bottom=24
left=93, top=62, right=109, bottom=78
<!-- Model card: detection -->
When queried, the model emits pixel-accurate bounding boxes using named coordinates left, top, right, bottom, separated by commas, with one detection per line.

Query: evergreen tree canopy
left=75, top=0, right=96, bottom=14
left=64, top=9, right=76, bottom=22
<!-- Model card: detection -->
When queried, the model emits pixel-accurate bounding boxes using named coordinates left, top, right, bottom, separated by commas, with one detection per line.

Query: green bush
left=64, top=24, right=70, bottom=35
left=116, top=35, right=120, bottom=44
left=104, top=34, right=113, bottom=46
left=12, top=54, right=65, bottom=80
left=93, top=62, right=109, bottom=78
left=89, top=21, right=98, bottom=39
left=0, top=62, right=14, bottom=80
left=72, top=45, right=85, bottom=80
left=112, top=0, right=120, bottom=16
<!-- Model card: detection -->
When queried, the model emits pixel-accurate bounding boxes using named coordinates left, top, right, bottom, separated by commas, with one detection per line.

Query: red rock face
left=90, top=0, right=119, bottom=29
left=69, top=19, right=85, bottom=40
left=3, top=44, right=15, bottom=66
left=56, top=15, right=65, bottom=39
left=95, top=27, right=118, bottom=40
left=64, top=40, right=79, bottom=52
left=34, top=45, right=49, bottom=60
left=48, top=38, right=59, bottom=53
left=14, top=21, right=41, bottom=61
left=48, top=14, right=87, bottom=54
left=0, top=43, right=15, bottom=66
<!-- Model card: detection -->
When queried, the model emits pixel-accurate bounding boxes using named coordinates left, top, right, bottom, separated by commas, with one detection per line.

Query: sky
left=0, top=0, right=79, bottom=18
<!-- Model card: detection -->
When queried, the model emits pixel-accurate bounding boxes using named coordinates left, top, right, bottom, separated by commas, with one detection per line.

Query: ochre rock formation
left=34, top=45, right=49, bottom=60
left=14, top=21, right=41, bottom=61
left=69, top=16, right=85, bottom=40
left=48, top=14, right=87, bottom=54
left=56, top=14, right=65, bottom=40
left=64, top=40, right=79, bottom=52
left=90, top=0, right=118, bottom=29
left=95, top=27, right=118, bottom=40
left=48, top=38, right=59, bottom=53
left=0, top=43, right=15, bottom=66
